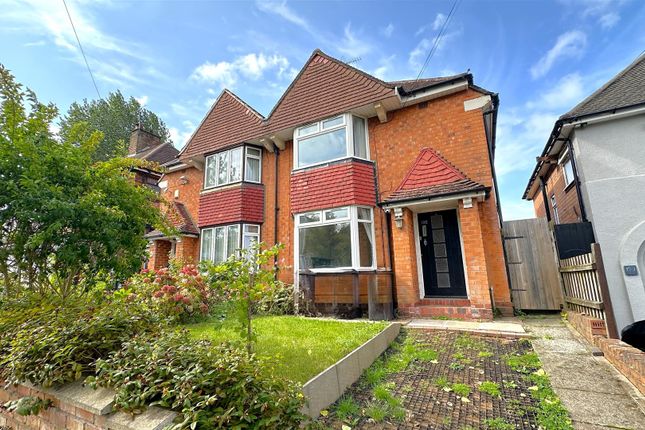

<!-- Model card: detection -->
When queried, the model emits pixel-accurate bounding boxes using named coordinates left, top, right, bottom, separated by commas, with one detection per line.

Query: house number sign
left=624, top=265, right=638, bottom=276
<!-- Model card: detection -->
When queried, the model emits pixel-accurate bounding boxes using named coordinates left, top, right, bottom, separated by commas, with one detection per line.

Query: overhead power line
left=62, top=0, right=102, bottom=99
left=415, top=0, right=461, bottom=81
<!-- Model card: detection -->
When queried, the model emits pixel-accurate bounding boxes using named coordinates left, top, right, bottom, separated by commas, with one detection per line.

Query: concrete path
left=523, top=316, right=645, bottom=430
left=406, top=317, right=527, bottom=337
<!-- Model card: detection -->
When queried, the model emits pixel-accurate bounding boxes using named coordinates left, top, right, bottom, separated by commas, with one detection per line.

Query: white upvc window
left=295, top=206, right=375, bottom=271
left=200, top=223, right=261, bottom=263
left=293, top=113, right=369, bottom=169
left=558, top=148, right=575, bottom=187
left=551, top=195, right=560, bottom=224
left=204, top=145, right=262, bottom=189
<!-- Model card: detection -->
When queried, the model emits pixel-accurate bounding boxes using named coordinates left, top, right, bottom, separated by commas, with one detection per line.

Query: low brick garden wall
left=0, top=380, right=176, bottom=430
left=567, top=311, right=645, bottom=395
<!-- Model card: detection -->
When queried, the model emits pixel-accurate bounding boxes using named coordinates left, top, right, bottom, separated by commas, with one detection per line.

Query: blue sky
left=2, top=0, right=644, bottom=220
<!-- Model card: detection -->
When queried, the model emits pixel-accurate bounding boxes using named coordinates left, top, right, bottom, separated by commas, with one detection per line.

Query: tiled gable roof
left=145, top=201, right=198, bottom=239
left=266, top=50, right=394, bottom=133
left=384, top=148, right=486, bottom=203
left=180, top=90, right=265, bottom=159
left=562, top=53, right=645, bottom=119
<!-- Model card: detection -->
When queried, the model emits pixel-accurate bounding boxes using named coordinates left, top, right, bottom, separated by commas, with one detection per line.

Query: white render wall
left=572, top=113, right=645, bottom=333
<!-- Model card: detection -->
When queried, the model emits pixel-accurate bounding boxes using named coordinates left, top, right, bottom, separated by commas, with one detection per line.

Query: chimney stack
left=129, top=123, right=161, bottom=155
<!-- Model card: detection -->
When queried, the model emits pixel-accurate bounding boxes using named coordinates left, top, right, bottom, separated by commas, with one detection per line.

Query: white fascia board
left=396, top=80, right=469, bottom=105
left=382, top=190, right=486, bottom=210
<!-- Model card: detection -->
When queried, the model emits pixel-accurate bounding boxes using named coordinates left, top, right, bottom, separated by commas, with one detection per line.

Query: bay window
left=294, top=113, right=368, bottom=169
left=204, top=145, right=262, bottom=189
left=296, top=206, right=375, bottom=271
left=200, top=223, right=260, bottom=263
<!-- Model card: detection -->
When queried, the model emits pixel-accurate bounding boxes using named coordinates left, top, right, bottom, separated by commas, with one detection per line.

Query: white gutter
left=396, top=79, right=469, bottom=105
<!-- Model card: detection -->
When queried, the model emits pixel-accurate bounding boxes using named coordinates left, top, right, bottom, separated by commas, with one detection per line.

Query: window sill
left=299, top=267, right=377, bottom=274
left=564, top=181, right=576, bottom=193
left=291, top=156, right=374, bottom=174
left=201, top=181, right=263, bottom=195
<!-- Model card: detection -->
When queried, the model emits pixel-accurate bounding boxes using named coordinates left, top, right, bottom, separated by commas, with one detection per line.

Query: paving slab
left=406, top=318, right=527, bottom=336
left=522, top=316, right=645, bottom=430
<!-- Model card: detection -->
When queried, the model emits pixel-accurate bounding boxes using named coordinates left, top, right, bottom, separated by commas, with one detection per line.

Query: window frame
left=550, top=194, right=560, bottom=224
left=203, top=144, right=262, bottom=190
left=294, top=205, right=376, bottom=272
left=199, top=223, right=261, bottom=263
left=293, top=113, right=370, bottom=170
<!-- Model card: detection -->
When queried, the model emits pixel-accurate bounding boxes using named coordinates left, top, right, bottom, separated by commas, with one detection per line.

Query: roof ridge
left=562, top=53, right=645, bottom=119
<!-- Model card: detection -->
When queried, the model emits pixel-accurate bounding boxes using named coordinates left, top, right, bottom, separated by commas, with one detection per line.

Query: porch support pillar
left=457, top=199, right=494, bottom=318
left=390, top=208, right=420, bottom=308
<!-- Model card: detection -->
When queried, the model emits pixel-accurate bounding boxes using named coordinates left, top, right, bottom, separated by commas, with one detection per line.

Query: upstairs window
left=204, top=145, right=262, bottom=189
left=294, top=113, right=368, bottom=169
left=562, top=158, right=574, bottom=187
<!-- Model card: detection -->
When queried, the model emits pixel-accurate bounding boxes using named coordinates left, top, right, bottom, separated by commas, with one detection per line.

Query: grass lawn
left=185, top=315, right=387, bottom=384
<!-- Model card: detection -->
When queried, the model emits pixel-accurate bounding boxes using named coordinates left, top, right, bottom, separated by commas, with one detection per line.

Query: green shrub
left=121, top=263, right=213, bottom=323
left=255, top=281, right=295, bottom=316
left=88, top=331, right=305, bottom=429
left=0, top=297, right=161, bottom=387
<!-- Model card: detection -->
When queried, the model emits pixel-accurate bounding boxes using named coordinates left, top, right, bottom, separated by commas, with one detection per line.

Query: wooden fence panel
left=502, top=218, right=562, bottom=310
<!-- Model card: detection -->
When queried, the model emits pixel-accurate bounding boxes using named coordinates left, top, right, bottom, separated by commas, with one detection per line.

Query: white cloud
left=191, top=52, right=291, bottom=89
left=501, top=201, right=537, bottom=221
left=415, top=25, right=427, bottom=37
left=409, top=38, right=431, bottom=70
left=432, top=13, right=447, bottom=31
left=255, top=0, right=311, bottom=33
left=135, top=95, right=149, bottom=106
left=169, top=120, right=197, bottom=150
left=0, top=0, right=163, bottom=89
left=372, top=55, right=396, bottom=80
left=598, top=12, right=620, bottom=29
left=526, top=73, right=585, bottom=110
left=530, top=30, right=587, bottom=79
left=381, top=23, right=394, bottom=38
left=337, top=23, right=373, bottom=59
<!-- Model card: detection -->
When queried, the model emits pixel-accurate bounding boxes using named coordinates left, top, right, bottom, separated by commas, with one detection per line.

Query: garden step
left=107, top=406, right=177, bottom=430
left=27, top=381, right=115, bottom=415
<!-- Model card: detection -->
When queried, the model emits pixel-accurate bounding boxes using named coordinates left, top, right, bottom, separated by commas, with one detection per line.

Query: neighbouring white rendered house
left=524, top=53, right=645, bottom=333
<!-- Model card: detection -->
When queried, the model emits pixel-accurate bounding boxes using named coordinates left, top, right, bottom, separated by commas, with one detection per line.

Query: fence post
left=592, top=243, right=619, bottom=339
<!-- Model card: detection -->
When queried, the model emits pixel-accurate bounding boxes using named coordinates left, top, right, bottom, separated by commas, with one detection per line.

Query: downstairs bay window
left=200, top=223, right=260, bottom=263
left=296, top=206, right=375, bottom=271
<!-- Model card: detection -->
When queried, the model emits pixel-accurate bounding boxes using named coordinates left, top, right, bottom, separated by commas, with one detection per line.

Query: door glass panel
left=432, top=229, right=445, bottom=242
left=434, top=243, right=447, bottom=257
left=430, top=214, right=443, bottom=229
left=437, top=273, right=451, bottom=288
left=435, top=258, right=449, bottom=272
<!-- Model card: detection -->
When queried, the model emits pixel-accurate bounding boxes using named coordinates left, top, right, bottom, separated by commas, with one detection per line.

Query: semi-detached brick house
left=147, top=49, right=512, bottom=319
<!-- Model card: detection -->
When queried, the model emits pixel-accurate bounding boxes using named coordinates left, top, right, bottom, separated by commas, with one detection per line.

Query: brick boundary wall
left=567, top=311, right=645, bottom=395
left=0, top=381, right=176, bottom=430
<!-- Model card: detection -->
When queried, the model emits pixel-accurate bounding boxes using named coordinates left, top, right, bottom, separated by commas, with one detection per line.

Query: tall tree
left=0, top=65, right=167, bottom=299
left=59, top=90, right=172, bottom=161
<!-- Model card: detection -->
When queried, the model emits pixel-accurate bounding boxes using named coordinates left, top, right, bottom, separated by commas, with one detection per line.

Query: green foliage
left=451, top=383, right=471, bottom=397
left=434, top=376, right=450, bottom=389
left=0, top=296, right=161, bottom=387
left=204, top=243, right=283, bottom=355
left=3, top=396, right=51, bottom=416
left=88, top=331, right=305, bottom=429
left=121, top=264, right=212, bottom=323
left=505, top=352, right=541, bottom=374
left=484, top=418, right=514, bottom=430
left=255, top=280, right=296, bottom=316
left=0, top=65, right=165, bottom=299
left=335, top=395, right=360, bottom=423
left=59, top=90, right=171, bottom=161
left=478, top=381, right=501, bottom=397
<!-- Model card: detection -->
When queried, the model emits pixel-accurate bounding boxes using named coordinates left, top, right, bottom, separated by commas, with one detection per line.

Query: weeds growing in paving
left=314, top=330, right=573, bottom=429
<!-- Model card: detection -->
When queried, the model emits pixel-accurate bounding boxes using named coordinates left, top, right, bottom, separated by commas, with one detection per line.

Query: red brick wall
left=0, top=382, right=107, bottom=430
left=198, top=183, right=264, bottom=227
left=160, top=166, right=202, bottom=220
left=530, top=163, right=581, bottom=224
left=290, top=160, right=376, bottom=213
left=176, top=237, right=199, bottom=264
left=148, top=240, right=171, bottom=270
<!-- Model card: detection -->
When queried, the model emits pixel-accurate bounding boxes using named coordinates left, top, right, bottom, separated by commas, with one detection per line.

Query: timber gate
left=502, top=218, right=563, bottom=310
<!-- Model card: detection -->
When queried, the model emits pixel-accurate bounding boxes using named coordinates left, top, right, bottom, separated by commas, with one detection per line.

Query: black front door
left=418, top=210, right=467, bottom=297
